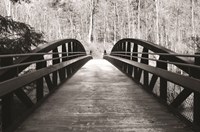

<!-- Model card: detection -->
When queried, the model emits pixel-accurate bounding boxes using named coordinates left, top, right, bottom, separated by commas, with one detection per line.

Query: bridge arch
left=104, top=38, right=200, bottom=131
left=0, top=39, right=92, bottom=131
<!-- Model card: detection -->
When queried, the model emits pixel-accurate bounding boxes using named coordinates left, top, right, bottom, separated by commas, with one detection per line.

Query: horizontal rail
left=0, top=54, right=85, bottom=70
left=0, top=55, right=91, bottom=97
left=111, top=53, right=200, bottom=69
left=105, top=55, right=200, bottom=93
left=111, top=51, right=200, bottom=58
left=112, top=38, right=193, bottom=68
left=0, top=39, right=87, bottom=78
left=0, top=52, right=86, bottom=58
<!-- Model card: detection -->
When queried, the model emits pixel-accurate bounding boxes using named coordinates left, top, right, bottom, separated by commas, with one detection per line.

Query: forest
left=0, top=0, right=200, bottom=57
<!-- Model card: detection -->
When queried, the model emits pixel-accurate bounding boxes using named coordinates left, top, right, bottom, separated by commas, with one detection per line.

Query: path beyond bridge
left=16, top=59, right=192, bottom=132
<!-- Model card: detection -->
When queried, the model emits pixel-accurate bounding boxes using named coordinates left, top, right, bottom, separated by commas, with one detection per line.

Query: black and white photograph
left=0, top=0, right=200, bottom=131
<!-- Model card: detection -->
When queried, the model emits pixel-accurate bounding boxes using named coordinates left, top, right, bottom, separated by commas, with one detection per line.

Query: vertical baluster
left=119, top=42, right=122, bottom=57
left=62, top=43, right=67, bottom=62
left=73, top=42, right=77, bottom=57
left=122, top=42, right=126, bottom=58
left=143, top=49, right=149, bottom=87
left=68, top=42, right=72, bottom=60
left=158, top=56, right=168, bottom=102
left=132, top=43, right=138, bottom=80
left=60, top=43, right=67, bottom=81
left=127, top=42, right=133, bottom=76
left=127, top=42, right=131, bottom=60
left=67, top=42, right=72, bottom=77
left=72, top=42, right=77, bottom=71
left=122, top=42, right=126, bottom=71
left=52, top=48, right=59, bottom=86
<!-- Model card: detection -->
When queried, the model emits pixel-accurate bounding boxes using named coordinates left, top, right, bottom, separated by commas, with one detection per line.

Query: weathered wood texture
left=16, top=59, right=192, bottom=132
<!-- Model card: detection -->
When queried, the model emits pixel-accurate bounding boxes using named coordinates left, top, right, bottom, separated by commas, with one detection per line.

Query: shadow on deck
left=16, top=59, right=192, bottom=132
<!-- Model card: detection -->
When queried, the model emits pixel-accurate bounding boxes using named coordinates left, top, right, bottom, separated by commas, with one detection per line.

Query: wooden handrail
left=0, top=54, right=85, bottom=71
left=0, top=38, right=92, bottom=132
left=105, top=55, right=200, bottom=93
left=111, top=53, right=200, bottom=69
left=111, top=38, right=193, bottom=73
left=0, top=39, right=86, bottom=77
left=0, top=55, right=91, bottom=97
left=105, top=38, right=200, bottom=131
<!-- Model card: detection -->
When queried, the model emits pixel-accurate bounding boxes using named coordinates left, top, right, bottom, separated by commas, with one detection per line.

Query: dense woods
left=0, top=0, right=200, bottom=55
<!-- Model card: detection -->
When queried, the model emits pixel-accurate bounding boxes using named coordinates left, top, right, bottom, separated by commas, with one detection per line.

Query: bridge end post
left=193, top=52, right=200, bottom=127
left=1, top=57, right=15, bottom=131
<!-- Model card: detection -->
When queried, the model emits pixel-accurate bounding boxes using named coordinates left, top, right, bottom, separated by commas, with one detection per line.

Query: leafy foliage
left=0, top=15, right=46, bottom=54
left=10, top=0, right=31, bottom=4
left=191, top=35, right=200, bottom=51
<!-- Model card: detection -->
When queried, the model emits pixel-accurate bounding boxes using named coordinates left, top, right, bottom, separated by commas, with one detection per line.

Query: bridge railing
left=0, top=39, right=92, bottom=132
left=104, top=38, right=200, bottom=131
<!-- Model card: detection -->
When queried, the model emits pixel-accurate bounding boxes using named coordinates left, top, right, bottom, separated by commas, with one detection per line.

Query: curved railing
left=0, top=39, right=92, bottom=132
left=104, top=38, right=200, bottom=131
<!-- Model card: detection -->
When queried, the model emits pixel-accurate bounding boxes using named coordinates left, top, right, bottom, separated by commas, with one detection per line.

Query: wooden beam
left=0, top=56, right=92, bottom=97
left=104, top=55, right=200, bottom=93
left=15, top=89, right=34, bottom=108
left=53, top=48, right=60, bottom=86
left=170, top=89, right=192, bottom=108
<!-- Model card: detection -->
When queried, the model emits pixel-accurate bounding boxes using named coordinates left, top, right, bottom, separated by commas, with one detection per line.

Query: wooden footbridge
left=0, top=39, right=200, bottom=132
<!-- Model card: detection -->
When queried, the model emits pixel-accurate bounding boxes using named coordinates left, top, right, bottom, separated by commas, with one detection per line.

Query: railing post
left=158, top=56, right=168, bottom=102
left=53, top=48, right=60, bottom=86
left=132, top=43, right=138, bottom=80
left=143, top=49, right=149, bottom=87
left=127, top=42, right=133, bottom=76
left=193, top=52, right=200, bottom=126
left=60, top=43, right=67, bottom=81
left=36, top=56, right=45, bottom=101
left=1, top=57, right=14, bottom=130
left=67, top=42, right=72, bottom=77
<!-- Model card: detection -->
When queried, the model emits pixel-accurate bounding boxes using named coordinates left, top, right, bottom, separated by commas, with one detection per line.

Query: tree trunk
left=137, top=0, right=141, bottom=39
left=155, top=0, right=159, bottom=44
left=88, top=0, right=95, bottom=43
left=145, top=0, right=148, bottom=40
left=114, top=2, right=117, bottom=44
left=127, top=0, right=131, bottom=38
left=3, top=0, right=11, bottom=16
left=69, top=12, right=74, bottom=38
left=191, top=0, right=195, bottom=37
left=175, top=0, right=180, bottom=52
left=103, top=5, right=107, bottom=48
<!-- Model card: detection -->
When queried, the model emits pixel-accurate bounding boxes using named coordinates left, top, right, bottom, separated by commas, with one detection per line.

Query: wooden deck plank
left=16, top=59, right=193, bottom=132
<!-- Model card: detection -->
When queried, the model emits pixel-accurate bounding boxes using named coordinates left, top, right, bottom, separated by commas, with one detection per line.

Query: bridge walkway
left=16, top=59, right=192, bottom=132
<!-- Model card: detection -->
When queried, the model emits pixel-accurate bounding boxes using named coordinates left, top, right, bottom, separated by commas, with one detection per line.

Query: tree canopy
left=0, top=0, right=45, bottom=54
left=0, top=15, right=45, bottom=54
